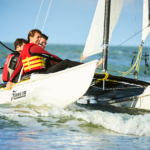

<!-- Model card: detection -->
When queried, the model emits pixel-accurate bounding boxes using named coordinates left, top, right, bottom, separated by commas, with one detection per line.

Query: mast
left=149, top=0, right=150, bottom=24
left=102, top=0, right=111, bottom=72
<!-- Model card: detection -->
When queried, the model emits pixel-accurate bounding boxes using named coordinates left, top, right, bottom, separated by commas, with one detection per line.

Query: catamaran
left=0, top=0, right=150, bottom=112
left=77, top=0, right=150, bottom=112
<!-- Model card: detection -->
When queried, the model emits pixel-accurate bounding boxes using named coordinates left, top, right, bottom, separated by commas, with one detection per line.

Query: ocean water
left=0, top=43, right=150, bottom=149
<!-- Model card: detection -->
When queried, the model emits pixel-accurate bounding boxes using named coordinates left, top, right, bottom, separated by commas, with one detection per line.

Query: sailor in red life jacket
left=6, top=29, right=82, bottom=89
left=2, top=38, right=27, bottom=82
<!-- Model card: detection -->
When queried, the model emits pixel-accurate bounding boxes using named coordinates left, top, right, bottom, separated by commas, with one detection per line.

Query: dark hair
left=41, top=33, right=48, bottom=40
left=27, top=29, right=42, bottom=43
left=14, top=38, right=28, bottom=50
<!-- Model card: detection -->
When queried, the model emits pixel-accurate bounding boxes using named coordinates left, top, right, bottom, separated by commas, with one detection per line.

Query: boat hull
left=110, top=85, right=150, bottom=110
left=0, top=60, right=98, bottom=108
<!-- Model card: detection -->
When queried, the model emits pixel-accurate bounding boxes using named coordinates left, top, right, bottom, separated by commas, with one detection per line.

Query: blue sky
left=0, top=0, right=143, bottom=46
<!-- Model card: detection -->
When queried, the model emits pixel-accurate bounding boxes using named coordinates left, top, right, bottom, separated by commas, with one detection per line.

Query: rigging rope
left=96, top=46, right=143, bottom=77
left=0, top=41, right=20, bottom=55
left=42, top=0, right=53, bottom=32
left=99, top=26, right=149, bottom=78
left=96, top=68, right=133, bottom=75
left=0, top=41, right=14, bottom=52
left=34, top=0, right=44, bottom=29
left=120, top=45, right=143, bottom=77
left=111, top=25, right=149, bottom=51
left=95, top=73, right=109, bottom=82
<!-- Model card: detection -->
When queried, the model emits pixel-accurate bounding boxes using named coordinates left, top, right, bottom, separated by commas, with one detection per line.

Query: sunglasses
left=39, top=42, right=47, bottom=46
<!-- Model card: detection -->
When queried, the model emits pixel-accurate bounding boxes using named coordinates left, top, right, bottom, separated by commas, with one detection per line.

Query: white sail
left=81, top=0, right=105, bottom=59
left=109, top=0, right=124, bottom=43
left=82, top=0, right=124, bottom=59
left=142, top=0, right=150, bottom=43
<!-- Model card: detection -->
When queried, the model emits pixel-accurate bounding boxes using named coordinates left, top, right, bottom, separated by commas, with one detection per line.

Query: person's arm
left=96, top=58, right=103, bottom=69
left=9, top=56, right=23, bottom=82
left=30, top=45, right=62, bottom=62
left=81, top=54, right=86, bottom=61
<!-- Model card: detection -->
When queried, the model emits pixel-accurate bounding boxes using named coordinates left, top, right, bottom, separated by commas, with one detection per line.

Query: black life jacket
left=2, top=53, right=19, bottom=82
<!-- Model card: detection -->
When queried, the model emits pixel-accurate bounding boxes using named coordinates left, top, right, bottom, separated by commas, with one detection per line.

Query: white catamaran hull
left=77, top=83, right=150, bottom=111
left=111, top=86, right=150, bottom=110
left=0, top=60, right=98, bottom=108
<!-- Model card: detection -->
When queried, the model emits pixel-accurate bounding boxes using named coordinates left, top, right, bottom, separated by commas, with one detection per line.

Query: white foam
left=1, top=103, right=150, bottom=136
left=38, top=105, right=150, bottom=136
left=0, top=87, right=150, bottom=136
left=69, top=110, right=150, bottom=136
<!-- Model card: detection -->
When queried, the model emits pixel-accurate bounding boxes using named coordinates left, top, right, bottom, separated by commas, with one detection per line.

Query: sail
left=82, top=0, right=124, bottom=59
left=142, top=0, right=150, bottom=43
left=109, top=0, right=124, bottom=43
left=81, top=0, right=105, bottom=59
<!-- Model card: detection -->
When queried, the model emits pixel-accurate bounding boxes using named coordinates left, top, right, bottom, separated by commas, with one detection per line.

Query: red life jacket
left=2, top=54, right=15, bottom=82
left=22, top=43, right=46, bottom=73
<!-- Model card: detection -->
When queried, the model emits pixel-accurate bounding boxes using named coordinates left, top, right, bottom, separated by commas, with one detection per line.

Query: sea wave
left=0, top=95, right=150, bottom=136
